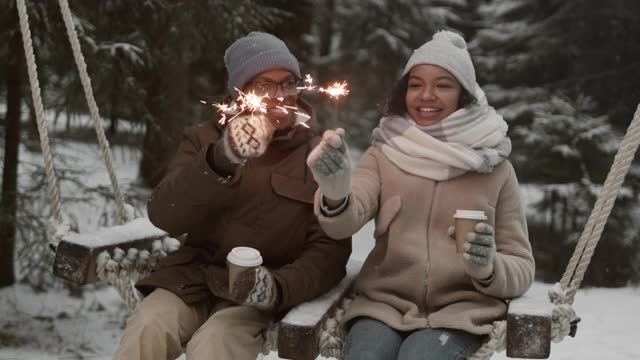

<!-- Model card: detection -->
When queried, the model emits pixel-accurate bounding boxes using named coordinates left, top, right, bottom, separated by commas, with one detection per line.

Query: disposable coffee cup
left=453, top=210, right=488, bottom=253
left=226, top=247, right=263, bottom=293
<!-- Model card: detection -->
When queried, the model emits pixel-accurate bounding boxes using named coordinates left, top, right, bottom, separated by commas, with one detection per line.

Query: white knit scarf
left=371, top=90, right=511, bottom=180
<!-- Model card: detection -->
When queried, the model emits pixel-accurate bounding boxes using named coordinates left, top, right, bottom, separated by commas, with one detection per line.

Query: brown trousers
left=113, top=288, right=272, bottom=360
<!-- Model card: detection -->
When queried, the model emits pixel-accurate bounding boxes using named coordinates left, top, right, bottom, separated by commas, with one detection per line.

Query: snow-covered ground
left=1, top=228, right=640, bottom=360
left=1, top=129, right=639, bottom=359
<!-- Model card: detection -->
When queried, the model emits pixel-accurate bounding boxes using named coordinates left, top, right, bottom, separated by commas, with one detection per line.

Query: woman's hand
left=307, top=128, right=352, bottom=201
left=463, top=222, right=496, bottom=281
left=449, top=222, right=496, bottom=282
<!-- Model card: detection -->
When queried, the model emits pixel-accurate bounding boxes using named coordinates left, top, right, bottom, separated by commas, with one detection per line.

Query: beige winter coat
left=314, top=147, right=534, bottom=335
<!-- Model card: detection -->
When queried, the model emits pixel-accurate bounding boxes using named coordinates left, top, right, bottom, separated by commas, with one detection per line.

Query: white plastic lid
left=453, top=210, right=487, bottom=220
left=227, top=246, right=263, bottom=267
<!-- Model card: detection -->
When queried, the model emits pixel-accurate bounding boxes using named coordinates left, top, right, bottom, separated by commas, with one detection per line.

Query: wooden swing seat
left=52, top=218, right=553, bottom=360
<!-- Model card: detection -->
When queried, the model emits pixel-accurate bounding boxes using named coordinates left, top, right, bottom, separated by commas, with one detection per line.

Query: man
left=114, top=31, right=352, bottom=360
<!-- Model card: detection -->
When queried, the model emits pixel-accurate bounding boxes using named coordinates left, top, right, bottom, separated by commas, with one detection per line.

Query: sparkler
left=200, top=74, right=349, bottom=127
left=319, top=81, right=350, bottom=99
left=209, top=89, right=270, bottom=125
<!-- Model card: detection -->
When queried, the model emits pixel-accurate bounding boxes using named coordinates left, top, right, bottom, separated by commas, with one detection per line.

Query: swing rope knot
left=46, top=216, right=71, bottom=249
left=262, top=321, right=279, bottom=355
left=548, top=282, right=578, bottom=343
left=318, top=295, right=353, bottom=360
left=468, top=320, right=507, bottom=360
left=162, top=237, right=181, bottom=253
left=17, top=0, right=640, bottom=353
left=96, top=251, right=111, bottom=279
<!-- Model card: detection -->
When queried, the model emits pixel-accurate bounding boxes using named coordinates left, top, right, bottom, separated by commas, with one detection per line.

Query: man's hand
left=208, top=265, right=279, bottom=311
left=306, top=128, right=352, bottom=201
left=230, top=266, right=279, bottom=311
left=222, top=114, right=275, bottom=164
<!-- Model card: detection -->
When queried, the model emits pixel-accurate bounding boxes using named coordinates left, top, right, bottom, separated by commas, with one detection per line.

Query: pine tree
left=472, top=0, right=640, bottom=285
left=0, top=0, right=69, bottom=288
left=66, top=1, right=310, bottom=186
left=309, top=0, right=476, bottom=147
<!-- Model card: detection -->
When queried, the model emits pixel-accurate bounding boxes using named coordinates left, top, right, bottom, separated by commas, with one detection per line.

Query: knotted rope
left=468, top=320, right=507, bottom=360
left=548, top=283, right=578, bottom=342
left=319, top=297, right=353, bottom=359
left=312, top=104, right=640, bottom=359
left=560, top=103, right=640, bottom=296
left=16, top=0, right=67, bottom=248
left=96, top=237, right=180, bottom=311
left=467, top=102, right=640, bottom=359
left=57, top=0, right=130, bottom=224
left=18, top=0, right=640, bottom=356
left=262, top=322, right=279, bottom=355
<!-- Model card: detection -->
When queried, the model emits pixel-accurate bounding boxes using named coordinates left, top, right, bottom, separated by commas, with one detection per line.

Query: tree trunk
left=140, top=59, right=188, bottom=187
left=318, top=0, right=335, bottom=58
left=108, top=88, right=119, bottom=137
left=0, top=29, right=24, bottom=288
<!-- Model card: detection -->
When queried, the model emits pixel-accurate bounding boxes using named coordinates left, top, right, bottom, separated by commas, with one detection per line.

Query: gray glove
left=448, top=222, right=496, bottom=281
left=222, top=114, right=275, bottom=164
left=306, top=128, right=352, bottom=201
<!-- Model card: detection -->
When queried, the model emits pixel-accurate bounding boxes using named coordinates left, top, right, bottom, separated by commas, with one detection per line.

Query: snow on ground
left=1, top=222, right=639, bottom=360
left=1, top=251, right=640, bottom=360
left=1, top=129, right=639, bottom=359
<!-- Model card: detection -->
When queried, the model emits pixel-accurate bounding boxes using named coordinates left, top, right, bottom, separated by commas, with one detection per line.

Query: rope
left=468, top=320, right=507, bottom=360
left=560, top=103, right=640, bottom=297
left=21, top=0, right=638, bottom=351
left=262, top=322, right=279, bottom=355
left=95, top=238, right=179, bottom=311
left=466, top=103, right=640, bottom=359
left=319, top=297, right=353, bottom=360
left=15, top=0, right=66, bottom=247
left=56, top=0, right=129, bottom=224
left=548, top=283, right=578, bottom=343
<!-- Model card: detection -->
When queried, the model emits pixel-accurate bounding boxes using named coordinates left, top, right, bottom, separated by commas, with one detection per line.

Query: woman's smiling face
left=405, top=64, right=463, bottom=126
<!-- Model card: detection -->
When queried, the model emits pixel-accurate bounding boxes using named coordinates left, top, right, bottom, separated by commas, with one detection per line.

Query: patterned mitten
left=222, top=114, right=275, bottom=164
left=306, top=128, right=352, bottom=201
left=231, top=266, right=279, bottom=311
left=462, top=222, right=496, bottom=281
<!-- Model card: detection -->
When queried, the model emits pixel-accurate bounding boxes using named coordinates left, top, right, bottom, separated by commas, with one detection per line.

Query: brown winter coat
left=314, top=147, right=534, bottom=335
left=137, top=102, right=352, bottom=314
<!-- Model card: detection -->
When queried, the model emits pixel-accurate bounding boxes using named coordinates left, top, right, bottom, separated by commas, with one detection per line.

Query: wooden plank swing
left=17, top=0, right=640, bottom=358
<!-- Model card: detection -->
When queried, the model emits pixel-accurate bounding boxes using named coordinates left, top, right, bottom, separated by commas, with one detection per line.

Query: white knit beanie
left=224, top=32, right=301, bottom=96
left=403, top=30, right=476, bottom=96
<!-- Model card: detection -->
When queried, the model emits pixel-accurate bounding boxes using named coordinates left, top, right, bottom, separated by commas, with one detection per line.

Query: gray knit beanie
left=224, top=32, right=301, bottom=96
left=403, top=30, right=477, bottom=96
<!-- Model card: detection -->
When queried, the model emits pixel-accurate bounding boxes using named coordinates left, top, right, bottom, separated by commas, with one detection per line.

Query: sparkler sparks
left=207, top=89, right=270, bottom=125
left=298, top=74, right=317, bottom=91
left=319, top=81, right=350, bottom=99
left=201, top=74, right=349, bottom=126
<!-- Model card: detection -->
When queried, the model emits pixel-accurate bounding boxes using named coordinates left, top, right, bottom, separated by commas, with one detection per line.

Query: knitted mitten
left=447, top=223, right=496, bottom=283
left=306, top=128, right=352, bottom=201
left=231, top=266, right=279, bottom=311
left=462, top=222, right=496, bottom=281
left=222, top=114, right=275, bottom=164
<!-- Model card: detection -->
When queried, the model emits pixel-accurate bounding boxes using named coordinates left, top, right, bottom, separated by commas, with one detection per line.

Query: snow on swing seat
left=52, top=223, right=555, bottom=360
left=24, top=0, right=639, bottom=354
left=53, top=218, right=170, bottom=284
left=52, top=220, right=364, bottom=360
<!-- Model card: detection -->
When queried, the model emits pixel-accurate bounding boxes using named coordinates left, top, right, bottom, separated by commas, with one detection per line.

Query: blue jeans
left=344, top=317, right=483, bottom=360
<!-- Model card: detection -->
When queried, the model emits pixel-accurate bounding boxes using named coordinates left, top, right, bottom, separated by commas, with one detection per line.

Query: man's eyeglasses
left=250, top=78, right=304, bottom=97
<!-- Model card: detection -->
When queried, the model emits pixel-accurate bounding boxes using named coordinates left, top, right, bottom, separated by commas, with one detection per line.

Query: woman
left=307, top=30, right=534, bottom=360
